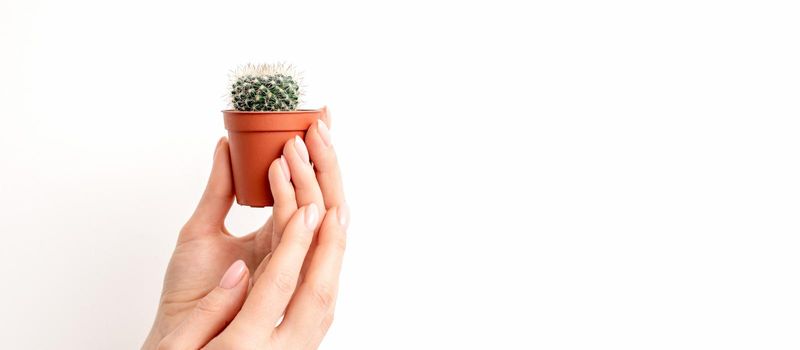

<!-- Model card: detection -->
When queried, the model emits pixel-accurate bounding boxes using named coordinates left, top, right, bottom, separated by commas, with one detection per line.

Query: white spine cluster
left=230, top=63, right=303, bottom=83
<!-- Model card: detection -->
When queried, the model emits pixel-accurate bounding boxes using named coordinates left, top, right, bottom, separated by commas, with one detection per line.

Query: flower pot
left=223, top=107, right=326, bottom=207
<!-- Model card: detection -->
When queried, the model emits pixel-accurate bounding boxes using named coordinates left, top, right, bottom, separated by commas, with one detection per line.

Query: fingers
left=269, top=156, right=297, bottom=252
left=282, top=134, right=326, bottom=287
left=283, top=136, right=325, bottom=212
left=182, top=137, right=234, bottom=241
left=157, top=260, right=249, bottom=350
left=249, top=155, right=297, bottom=281
left=320, top=105, right=331, bottom=128
left=277, top=207, right=349, bottom=347
left=304, top=118, right=346, bottom=209
left=229, top=204, right=321, bottom=335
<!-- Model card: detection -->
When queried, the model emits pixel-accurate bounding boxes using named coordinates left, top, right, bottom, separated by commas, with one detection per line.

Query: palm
left=157, top=221, right=273, bottom=332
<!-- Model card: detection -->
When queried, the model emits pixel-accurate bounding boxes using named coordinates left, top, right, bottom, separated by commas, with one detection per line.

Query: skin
left=142, top=113, right=348, bottom=349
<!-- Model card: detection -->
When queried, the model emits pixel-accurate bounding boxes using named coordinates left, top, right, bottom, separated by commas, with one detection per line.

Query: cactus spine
left=230, top=63, right=302, bottom=112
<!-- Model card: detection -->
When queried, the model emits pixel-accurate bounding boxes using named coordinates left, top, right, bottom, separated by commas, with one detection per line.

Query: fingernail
left=279, top=156, right=291, bottom=182
left=317, top=120, right=332, bottom=147
left=305, top=203, right=319, bottom=230
left=219, top=260, right=246, bottom=289
left=213, top=137, right=225, bottom=158
left=294, top=135, right=309, bottom=164
left=338, top=204, right=350, bottom=230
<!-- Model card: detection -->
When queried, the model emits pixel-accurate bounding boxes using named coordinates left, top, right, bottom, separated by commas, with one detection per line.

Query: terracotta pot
left=223, top=107, right=326, bottom=207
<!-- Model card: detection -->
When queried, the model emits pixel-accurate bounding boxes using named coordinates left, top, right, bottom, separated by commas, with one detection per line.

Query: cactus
left=230, top=63, right=302, bottom=112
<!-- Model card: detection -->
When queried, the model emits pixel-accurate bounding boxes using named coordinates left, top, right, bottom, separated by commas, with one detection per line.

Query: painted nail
left=219, top=260, right=246, bottom=289
left=294, top=135, right=310, bottom=164
left=317, top=120, right=332, bottom=147
left=305, top=203, right=319, bottom=230
left=338, top=204, right=350, bottom=230
left=279, top=155, right=291, bottom=182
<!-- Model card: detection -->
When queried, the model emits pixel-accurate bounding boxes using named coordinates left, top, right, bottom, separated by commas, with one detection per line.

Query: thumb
left=157, top=260, right=249, bottom=350
left=183, top=137, right=235, bottom=240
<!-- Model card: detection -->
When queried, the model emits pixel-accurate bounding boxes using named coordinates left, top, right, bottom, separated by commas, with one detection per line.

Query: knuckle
left=178, top=222, right=214, bottom=242
left=286, top=231, right=313, bottom=250
left=320, top=312, right=335, bottom=333
left=195, top=292, right=223, bottom=315
left=315, top=150, right=339, bottom=169
left=178, top=223, right=194, bottom=237
left=311, top=283, right=336, bottom=310
left=270, top=270, right=297, bottom=295
left=331, top=234, right=347, bottom=253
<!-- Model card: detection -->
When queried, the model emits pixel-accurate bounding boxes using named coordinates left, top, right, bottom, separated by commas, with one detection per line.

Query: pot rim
left=223, top=107, right=325, bottom=132
left=221, top=108, right=322, bottom=114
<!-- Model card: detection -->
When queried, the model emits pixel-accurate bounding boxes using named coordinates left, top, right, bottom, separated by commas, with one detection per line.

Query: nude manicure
left=219, top=260, right=246, bottom=289
left=279, top=155, right=291, bottom=182
left=338, top=205, right=350, bottom=230
left=317, top=120, right=332, bottom=147
left=305, top=203, right=319, bottom=230
left=294, top=135, right=310, bottom=164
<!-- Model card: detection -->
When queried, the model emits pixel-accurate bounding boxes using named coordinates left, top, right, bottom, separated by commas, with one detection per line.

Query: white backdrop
left=2, top=0, right=799, bottom=348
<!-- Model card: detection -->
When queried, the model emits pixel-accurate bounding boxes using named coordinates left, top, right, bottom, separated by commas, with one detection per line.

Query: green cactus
left=230, top=64, right=302, bottom=112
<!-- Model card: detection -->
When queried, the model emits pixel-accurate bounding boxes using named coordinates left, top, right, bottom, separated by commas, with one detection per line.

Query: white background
left=1, top=0, right=799, bottom=348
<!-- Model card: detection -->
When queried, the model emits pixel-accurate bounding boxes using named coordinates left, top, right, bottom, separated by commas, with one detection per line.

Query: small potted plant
left=223, top=63, right=326, bottom=207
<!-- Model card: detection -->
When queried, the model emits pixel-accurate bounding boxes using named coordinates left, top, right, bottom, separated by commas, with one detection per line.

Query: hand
left=143, top=115, right=348, bottom=349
